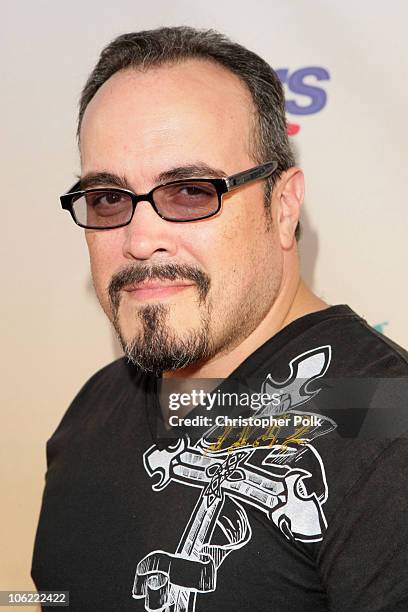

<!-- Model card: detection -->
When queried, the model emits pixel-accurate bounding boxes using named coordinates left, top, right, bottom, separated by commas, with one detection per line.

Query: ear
left=274, top=167, right=304, bottom=249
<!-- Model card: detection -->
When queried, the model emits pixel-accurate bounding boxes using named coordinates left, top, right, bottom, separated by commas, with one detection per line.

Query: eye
left=87, top=191, right=128, bottom=207
left=178, top=185, right=212, bottom=197
left=80, top=190, right=132, bottom=221
left=160, top=182, right=217, bottom=206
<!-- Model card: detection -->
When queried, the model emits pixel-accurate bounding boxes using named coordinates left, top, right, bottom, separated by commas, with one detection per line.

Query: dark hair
left=78, top=26, right=300, bottom=239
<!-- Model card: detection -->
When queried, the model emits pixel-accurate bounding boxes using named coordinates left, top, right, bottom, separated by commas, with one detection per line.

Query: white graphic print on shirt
left=133, top=345, right=336, bottom=611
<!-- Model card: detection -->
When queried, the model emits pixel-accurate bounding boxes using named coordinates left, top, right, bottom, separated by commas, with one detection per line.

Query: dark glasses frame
left=60, top=161, right=278, bottom=229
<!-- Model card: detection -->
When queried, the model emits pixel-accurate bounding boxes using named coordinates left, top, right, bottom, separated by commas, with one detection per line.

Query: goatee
left=108, top=263, right=213, bottom=375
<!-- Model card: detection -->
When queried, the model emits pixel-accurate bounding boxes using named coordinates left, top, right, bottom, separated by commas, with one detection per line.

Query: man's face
left=80, top=59, right=284, bottom=374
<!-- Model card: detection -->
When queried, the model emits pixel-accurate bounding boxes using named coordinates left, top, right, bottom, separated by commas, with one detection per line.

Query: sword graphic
left=133, top=345, right=334, bottom=610
left=134, top=448, right=250, bottom=611
left=133, top=440, right=326, bottom=611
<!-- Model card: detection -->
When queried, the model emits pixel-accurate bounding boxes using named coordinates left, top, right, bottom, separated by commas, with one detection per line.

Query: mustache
left=108, top=263, right=211, bottom=309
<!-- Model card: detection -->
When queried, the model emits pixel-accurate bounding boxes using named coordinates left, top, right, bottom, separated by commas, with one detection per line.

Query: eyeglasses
left=60, top=161, right=278, bottom=229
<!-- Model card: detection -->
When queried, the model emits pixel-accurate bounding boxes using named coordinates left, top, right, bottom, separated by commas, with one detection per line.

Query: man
left=32, top=27, right=408, bottom=611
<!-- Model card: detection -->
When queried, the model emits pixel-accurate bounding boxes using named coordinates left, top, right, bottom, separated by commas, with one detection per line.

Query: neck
left=163, top=270, right=329, bottom=381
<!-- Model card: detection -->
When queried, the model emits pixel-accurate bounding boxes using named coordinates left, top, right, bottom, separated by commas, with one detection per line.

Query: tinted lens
left=72, top=190, right=133, bottom=228
left=154, top=181, right=219, bottom=220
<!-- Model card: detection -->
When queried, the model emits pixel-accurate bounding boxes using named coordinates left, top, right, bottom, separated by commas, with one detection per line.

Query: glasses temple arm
left=225, top=161, right=278, bottom=191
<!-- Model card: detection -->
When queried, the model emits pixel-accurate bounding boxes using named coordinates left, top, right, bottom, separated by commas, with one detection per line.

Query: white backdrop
left=1, top=0, right=407, bottom=594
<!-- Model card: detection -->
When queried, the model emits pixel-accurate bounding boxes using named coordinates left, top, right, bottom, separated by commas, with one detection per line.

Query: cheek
left=86, top=232, right=120, bottom=303
left=218, top=202, right=270, bottom=271
left=185, top=206, right=269, bottom=297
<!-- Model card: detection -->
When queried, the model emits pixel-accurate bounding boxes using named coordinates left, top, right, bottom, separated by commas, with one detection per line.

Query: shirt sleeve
left=317, top=438, right=408, bottom=611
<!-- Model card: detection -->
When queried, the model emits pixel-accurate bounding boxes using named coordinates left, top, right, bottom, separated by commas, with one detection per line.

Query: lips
left=123, top=280, right=193, bottom=291
left=123, top=280, right=195, bottom=300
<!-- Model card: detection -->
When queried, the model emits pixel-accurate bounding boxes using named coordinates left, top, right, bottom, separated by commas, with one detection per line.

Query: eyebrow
left=78, top=163, right=228, bottom=191
left=79, top=172, right=130, bottom=190
left=156, top=163, right=227, bottom=183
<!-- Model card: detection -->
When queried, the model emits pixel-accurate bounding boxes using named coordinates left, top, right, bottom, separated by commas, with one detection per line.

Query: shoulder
left=303, top=306, right=408, bottom=376
left=66, top=356, right=143, bottom=409
left=76, top=355, right=140, bottom=393
left=342, top=312, right=407, bottom=373
left=46, top=357, right=147, bottom=458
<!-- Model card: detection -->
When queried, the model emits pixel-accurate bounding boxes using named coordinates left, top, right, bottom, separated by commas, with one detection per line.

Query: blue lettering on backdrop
left=276, top=67, right=330, bottom=115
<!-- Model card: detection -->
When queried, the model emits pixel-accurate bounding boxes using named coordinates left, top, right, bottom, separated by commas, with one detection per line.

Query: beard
left=106, top=237, right=283, bottom=377
left=108, top=263, right=214, bottom=375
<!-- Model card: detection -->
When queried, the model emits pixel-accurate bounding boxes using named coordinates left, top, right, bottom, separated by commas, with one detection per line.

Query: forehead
left=79, top=59, right=255, bottom=179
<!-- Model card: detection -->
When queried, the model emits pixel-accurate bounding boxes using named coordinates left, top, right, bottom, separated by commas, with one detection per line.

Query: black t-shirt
left=32, top=305, right=408, bottom=611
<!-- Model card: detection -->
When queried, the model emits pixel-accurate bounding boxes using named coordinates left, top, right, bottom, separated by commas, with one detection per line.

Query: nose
left=121, top=199, right=179, bottom=261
